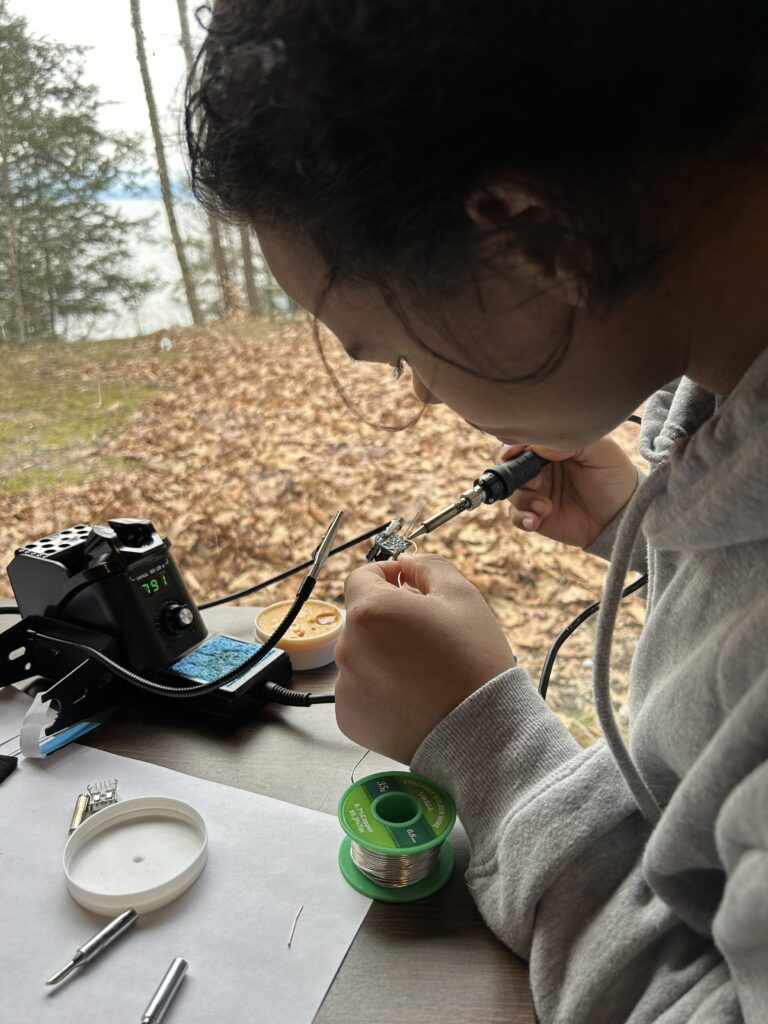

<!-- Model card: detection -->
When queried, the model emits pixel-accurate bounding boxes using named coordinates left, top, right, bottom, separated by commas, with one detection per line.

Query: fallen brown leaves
left=1, top=318, right=646, bottom=744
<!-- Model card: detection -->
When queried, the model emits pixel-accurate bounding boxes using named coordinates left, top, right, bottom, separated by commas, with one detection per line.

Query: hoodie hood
left=639, top=345, right=768, bottom=552
left=591, top=344, right=768, bottom=824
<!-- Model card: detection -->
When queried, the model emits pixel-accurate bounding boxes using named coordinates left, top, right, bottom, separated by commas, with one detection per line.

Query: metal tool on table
left=367, top=450, right=550, bottom=560
left=140, top=957, right=188, bottom=1024
left=46, top=908, right=139, bottom=985
left=68, top=792, right=90, bottom=834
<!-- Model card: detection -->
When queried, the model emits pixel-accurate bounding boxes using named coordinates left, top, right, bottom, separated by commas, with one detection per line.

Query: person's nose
left=411, top=369, right=443, bottom=405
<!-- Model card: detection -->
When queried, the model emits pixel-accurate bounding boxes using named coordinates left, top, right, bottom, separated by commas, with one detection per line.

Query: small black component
left=0, top=753, right=18, bottom=785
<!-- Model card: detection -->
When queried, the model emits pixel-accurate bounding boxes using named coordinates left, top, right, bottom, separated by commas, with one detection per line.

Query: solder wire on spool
left=338, top=771, right=456, bottom=903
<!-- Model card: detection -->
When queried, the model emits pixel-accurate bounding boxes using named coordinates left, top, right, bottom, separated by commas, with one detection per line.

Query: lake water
left=87, top=198, right=273, bottom=340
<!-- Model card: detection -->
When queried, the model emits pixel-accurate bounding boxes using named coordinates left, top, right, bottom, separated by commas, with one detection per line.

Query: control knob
left=161, top=602, right=195, bottom=635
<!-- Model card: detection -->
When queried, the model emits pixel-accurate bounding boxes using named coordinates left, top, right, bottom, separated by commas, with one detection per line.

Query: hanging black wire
left=538, top=573, right=648, bottom=699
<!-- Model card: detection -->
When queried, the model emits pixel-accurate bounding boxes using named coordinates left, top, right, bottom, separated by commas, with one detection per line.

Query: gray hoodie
left=412, top=346, right=768, bottom=1023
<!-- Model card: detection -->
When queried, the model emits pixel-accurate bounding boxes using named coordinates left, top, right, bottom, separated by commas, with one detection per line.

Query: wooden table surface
left=17, top=605, right=535, bottom=1024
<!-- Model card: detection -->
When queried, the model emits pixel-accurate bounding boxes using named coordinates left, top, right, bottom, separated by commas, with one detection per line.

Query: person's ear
left=465, top=181, right=585, bottom=308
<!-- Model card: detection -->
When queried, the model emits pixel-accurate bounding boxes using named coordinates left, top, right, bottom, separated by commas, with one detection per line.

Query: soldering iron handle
left=476, top=451, right=550, bottom=502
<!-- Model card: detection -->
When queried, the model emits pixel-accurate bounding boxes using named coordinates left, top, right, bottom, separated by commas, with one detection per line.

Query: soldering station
left=1, top=444, right=645, bottom=915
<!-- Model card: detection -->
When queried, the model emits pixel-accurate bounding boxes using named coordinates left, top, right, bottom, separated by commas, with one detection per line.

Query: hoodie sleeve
left=713, top=755, right=768, bottom=1022
left=412, top=670, right=741, bottom=1024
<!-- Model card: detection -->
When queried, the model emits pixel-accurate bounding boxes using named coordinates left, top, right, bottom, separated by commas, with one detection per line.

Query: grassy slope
left=0, top=335, right=176, bottom=494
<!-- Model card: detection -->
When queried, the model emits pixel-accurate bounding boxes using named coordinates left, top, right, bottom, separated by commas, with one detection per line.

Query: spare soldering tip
left=46, top=954, right=84, bottom=986
left=45, top=908, right=138, bottom=987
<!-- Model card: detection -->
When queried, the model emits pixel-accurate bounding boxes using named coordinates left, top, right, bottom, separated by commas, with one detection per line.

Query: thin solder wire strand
left=350, top=748, right=371, bottom=783
left=349, top=842, right=442, bottom=888
left=404, top=502, right=426, bottom=540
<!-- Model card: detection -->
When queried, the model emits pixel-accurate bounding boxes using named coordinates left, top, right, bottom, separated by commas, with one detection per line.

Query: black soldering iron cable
left=199, top=522, right=389, bottom=610
left=24, top=598, right=294, bottom=696
left=538, top=573, right=648, bottom=699
left=26, top=589, right=333, bottom=705
left=26, top=584, right=311, bottom=699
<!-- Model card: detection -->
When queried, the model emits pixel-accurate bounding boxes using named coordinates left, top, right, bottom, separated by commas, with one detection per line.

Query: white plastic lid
left=63, top=796, right=208, bottom=915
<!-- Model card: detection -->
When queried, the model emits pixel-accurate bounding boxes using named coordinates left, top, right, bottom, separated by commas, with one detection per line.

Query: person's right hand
left=503, top=437, right=641, bottom=549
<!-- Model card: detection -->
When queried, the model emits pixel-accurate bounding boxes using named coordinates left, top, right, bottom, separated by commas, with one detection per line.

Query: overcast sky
left=19, top=1, right=205, bottom=181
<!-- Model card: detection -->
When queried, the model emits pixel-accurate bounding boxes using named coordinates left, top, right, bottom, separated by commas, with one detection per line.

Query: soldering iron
left=367, top=449, right=549, bottom=560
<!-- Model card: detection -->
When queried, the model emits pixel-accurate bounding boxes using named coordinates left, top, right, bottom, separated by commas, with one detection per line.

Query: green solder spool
left=338, top=771, right=456, bottom=903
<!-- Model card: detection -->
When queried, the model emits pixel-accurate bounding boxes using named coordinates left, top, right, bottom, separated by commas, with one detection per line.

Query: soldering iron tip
left=46, top=959, right=79, bottom=986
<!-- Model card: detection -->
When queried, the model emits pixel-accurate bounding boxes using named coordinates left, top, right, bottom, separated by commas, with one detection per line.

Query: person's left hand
left=334, top=553, right=517, bottom=763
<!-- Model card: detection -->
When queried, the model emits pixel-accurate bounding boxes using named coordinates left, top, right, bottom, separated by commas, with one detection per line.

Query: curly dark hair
left=187, top=1, right=768, bottom=312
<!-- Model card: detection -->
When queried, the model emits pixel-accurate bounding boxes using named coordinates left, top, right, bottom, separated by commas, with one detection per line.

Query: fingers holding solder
left=390, top=553, right=474, bottom=600
left=347, top=558, right=406, bottom=590
left=340, top=561, right=411, bottom=637
left=335, top=551, right=516, bottom=763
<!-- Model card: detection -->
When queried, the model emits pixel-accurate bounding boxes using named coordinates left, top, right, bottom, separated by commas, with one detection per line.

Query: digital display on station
left=140, top=574, right=170, bottom=596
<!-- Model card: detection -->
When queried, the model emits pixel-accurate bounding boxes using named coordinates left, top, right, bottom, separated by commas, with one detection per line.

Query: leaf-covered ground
left=1, top=318, right=646, bottom=744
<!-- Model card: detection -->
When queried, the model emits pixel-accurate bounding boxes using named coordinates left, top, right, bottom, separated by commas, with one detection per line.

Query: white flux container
left=63, top=796, right=208, bottom=915
left=254, top=599, right=345, bottom=671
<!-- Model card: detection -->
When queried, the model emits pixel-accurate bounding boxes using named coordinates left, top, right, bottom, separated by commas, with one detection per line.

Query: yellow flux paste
left=256, top=599, right=342, bottom=643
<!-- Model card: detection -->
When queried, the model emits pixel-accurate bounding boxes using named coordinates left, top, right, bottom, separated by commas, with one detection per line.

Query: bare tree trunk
left=0, top=89, right=27, bottom=343
left=130, top=0, right=203, bottom=325
left=239, top=225, right=265, bottom=317
left=42, top=224, right=57, bottom=339
left=176, top=0, right=236, bottom=315
left=210, top=220, right=236, bottom=314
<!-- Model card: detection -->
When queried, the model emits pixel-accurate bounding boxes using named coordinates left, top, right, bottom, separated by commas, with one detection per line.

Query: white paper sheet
left=0, top=689, right=371, bottom=1023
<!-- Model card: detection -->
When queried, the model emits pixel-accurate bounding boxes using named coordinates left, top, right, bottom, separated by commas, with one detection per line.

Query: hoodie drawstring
left=593, top=464, right=671, bottom=825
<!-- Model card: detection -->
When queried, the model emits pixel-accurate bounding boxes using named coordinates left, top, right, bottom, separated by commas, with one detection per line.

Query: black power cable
left=538, top=573, right=648, bottom=699
left=264, top=682, right=335, bottom=706
left=199, top=523, right=388, bottom=609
